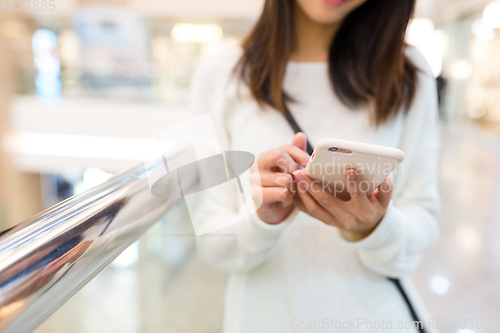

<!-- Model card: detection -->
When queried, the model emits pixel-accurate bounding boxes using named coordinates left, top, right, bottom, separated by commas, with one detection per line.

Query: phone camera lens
left=329, top=147, right=338, bottom=152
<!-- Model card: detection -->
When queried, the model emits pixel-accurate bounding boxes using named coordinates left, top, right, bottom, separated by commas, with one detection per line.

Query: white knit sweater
left=190, top=46, right=440, bottom=333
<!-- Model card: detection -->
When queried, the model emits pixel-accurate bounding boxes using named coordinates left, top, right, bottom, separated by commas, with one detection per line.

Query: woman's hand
left=292, top=169, right=393, bottom=241
left=251, top=133, right=310, bottom=224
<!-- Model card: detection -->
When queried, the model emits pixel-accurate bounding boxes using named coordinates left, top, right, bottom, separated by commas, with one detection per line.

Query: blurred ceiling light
left=11, top=132, right=175, bottom=161
left=483, top=1, right=500, bottom=29
left=467, top=102, right=486, bottom=118
left=427, top=29, right=447, bottom=77
left=429, top=275, right=450, bottom=294
left=172, top=23, right=197, bottom=43
left=83, top=167, right=112, bottom=186
left=171, top=23, right=223, bottom=43
left=74, top=167, right=113, bottom=195
left=471, top=19, right=495, bottom=42
left=198, top=24, right=223, bottom=43
left=406, top=18, right=447, bottom=78
left=201, top=37, right=241, bottom=59
left=456, top=225, right=482, bottom=253
left=59, top=31, right=82, bottom=68
left=449, top=59, right=473, bottom=80
left=406, top=18, right=435, bottom=46
left=110, top=241, right=140, bottom=269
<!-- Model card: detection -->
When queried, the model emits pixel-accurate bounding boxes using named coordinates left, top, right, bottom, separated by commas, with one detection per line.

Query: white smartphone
left=304, top=138, right=404, bottom=195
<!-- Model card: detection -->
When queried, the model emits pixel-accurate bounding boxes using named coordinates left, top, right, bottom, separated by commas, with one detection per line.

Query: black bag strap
left=283, top=107, right=426, bottom=333
left=388, top=278, right=425, bottom=333
left=283, top=109, right=314, bottom=155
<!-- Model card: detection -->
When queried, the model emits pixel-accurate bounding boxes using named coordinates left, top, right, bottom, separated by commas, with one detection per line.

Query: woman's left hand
left=292, top=169, right=393, bottom=241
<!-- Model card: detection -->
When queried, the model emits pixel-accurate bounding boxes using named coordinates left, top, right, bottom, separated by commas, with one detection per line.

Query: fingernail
left=346, top=169, right=356, bottom=181
left=382, top=179, right=391, bottom=191
left=293, top=170, right=304, bottom=181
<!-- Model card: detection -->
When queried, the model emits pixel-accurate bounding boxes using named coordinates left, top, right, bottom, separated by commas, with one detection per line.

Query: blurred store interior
left=0, top=0, right=500, bottom=332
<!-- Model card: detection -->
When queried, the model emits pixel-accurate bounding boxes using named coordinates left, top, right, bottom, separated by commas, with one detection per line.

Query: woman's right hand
left=250, top=133, right=310, bottom=224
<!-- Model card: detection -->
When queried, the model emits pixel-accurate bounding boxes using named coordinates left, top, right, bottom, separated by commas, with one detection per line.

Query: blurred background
left=0, top=0, right=499, bottom=332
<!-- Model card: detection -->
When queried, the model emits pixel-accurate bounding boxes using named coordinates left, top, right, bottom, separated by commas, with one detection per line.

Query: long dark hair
left=236, top=0, right=418, bottom=125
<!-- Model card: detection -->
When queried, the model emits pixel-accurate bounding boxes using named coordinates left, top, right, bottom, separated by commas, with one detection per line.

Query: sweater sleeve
left=188, top=50, right=295, bottom=272
left=339, top=47, right=441, bottom=278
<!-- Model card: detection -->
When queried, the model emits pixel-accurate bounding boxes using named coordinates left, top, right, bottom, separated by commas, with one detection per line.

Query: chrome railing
left=0, top=156, right=187, bottom=333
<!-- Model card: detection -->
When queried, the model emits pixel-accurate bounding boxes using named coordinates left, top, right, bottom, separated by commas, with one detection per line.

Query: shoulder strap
left=283, top=107, right=314, bottom=155
left=282, top=107, right=426, bottom=333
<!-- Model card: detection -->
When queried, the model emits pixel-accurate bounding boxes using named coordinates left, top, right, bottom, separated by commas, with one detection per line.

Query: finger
left=257, top=148, right=296, bottom=172
left=293, top=195, right=307, bottom=212
left=293, top=172, right=343, bottom=228
left=345, top=169, right=372, bottom=207
left=294, top=189, right=342, bottom=228
left=282, top=145, right=310, bottom=169
left=257, top=148, right=294, bottom=169
left=295, top=170, right=353, bottom=227
left=291, top=132, right=307, bottom=152
left=345, top=169, right=373, bottom=221
left=254, top=172, right=293, bottom=190
left=294, top=195, right=318, bottom=218
left=260, top=187, right=294, bottom=207
left=373, top=177, right=393, bottom=208
left=258, top=146, right=310, bottom=173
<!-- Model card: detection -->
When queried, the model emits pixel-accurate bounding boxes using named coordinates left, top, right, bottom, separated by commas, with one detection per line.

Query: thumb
left=374, top=177, right=393, bottom=208
left=292, top=132, right=307, bottom=152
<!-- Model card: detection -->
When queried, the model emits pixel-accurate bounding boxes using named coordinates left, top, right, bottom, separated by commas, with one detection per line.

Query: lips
left=323, top=0, right=349, bottom=5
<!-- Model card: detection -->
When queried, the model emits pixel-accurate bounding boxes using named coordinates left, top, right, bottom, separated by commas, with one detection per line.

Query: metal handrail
left=0, top=156, right=185, bottom=333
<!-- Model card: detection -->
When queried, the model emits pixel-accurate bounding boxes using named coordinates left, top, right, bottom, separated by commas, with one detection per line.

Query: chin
left=309, top=9, right=348, bottom=24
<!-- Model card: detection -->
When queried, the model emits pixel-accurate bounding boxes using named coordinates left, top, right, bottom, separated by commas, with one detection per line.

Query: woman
left=190, top=0, right=440, bottom=332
